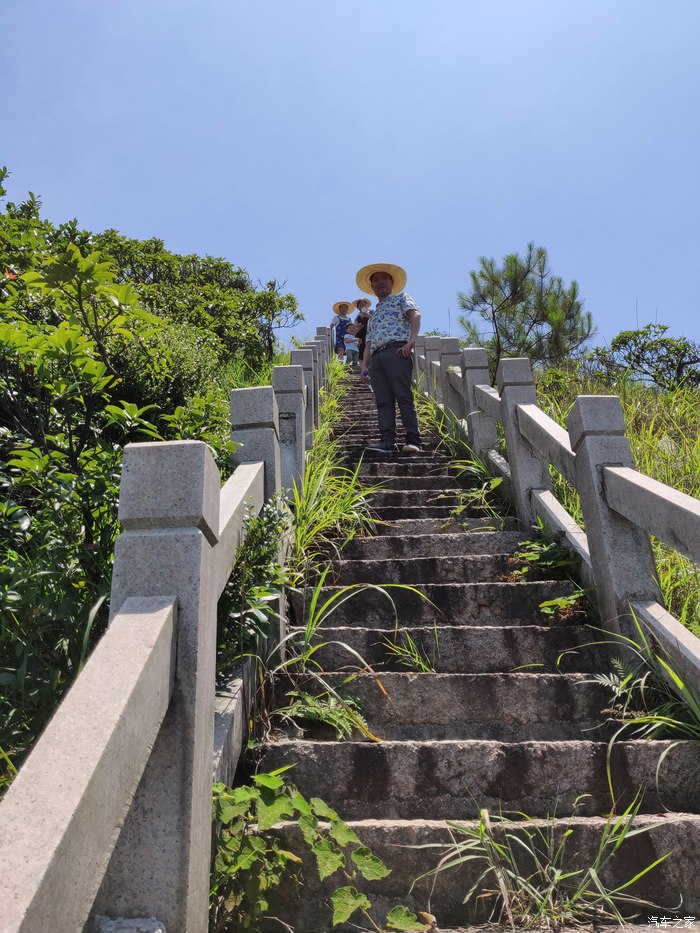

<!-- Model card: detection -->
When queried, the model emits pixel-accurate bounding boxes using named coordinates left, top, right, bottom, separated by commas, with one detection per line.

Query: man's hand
left=398, top=339, right=416, bottom=358
left=360, top=368, right=371, bottom=384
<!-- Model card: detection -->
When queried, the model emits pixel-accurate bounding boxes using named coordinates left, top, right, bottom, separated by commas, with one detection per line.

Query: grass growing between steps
left=289, top=358, right=384, bottom=583
left=415, top=796, right=668, bottom=931
left=414, top=388, right=516, bottom=531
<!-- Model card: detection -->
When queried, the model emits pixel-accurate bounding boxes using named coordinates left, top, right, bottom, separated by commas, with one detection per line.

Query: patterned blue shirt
left=366, top=292, right=419, bottom=354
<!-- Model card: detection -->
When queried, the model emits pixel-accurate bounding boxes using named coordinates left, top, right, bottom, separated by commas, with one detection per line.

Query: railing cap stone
left=439, top=337, right=462, bottom=354
left=230, top=385, right=279, bottom=430
left=496, top=357, right=534, bottom=389
left=567, top=395, right=627, bottom=449
left=118, top=440, right=219, bottom=544
left=272, top=365, right=305, bottom=392
left=463, top=347, right=489, bottom=369
left=290, top=348, right=314, bottom=368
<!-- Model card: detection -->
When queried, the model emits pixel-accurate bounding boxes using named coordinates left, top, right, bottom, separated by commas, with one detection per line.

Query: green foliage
left=416, top=797, right=666, bottom=930
left=536, top=365, right=700, bottom=634
left=210, top=772, right=422, bottom=932
left=289, top=360, right=382, bottom=580
left=0, top=169, right=298, bottom=785
left=458, top=242, right=595, bottom=377
left=587, top=612, right=700, bottom=743
left=512, top=529, right=581, bottom=580
left=586, top=323, right=700, bottom=390
left=217, top=501, right=292, bottom=674
left=538, top=589, right=588, bottom=622
left=382, top=630, right=437, bottom=673
left=273, top=689, right=368, bottom=740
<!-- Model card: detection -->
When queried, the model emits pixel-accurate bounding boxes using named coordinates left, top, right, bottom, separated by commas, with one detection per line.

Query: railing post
left=302, top=342, right=322, bottom=424
left=496, top=358, right=551, bottom=529
left=93, top=441, right=220, bottom=933
left=273, top=365, right=306, bottom=495
left=567, top=396, right=662, bottom=630
left=463, top=348, right=498, bottom=456
left=424, top=336, right=442, bottom=399
left=290, top=348, right=315, bottom=450
left=413, top=334, right=426, bottom=383
left=316, top=327, right=331, bottom=377
left=230, top=386, right=281, bottom=501
left=439, top=337, right=464, bottom=418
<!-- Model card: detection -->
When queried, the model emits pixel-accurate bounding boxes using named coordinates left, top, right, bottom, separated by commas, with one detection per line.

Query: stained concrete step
left=372, top=517, right=513, bottom=535
left=262, top=737, right=700, bottom=817
left=357, top=461, right=455, bottom=477
left=332, top=554, right=518, bottom=585
left=371, top=505, right=461, bottom=520
left=268, top=814, right=700, bottom=929
left=339, top=531, right=526, bottom=559
left=286, top=623, right=605, bottom=673
left=357, top=474, right=462, bottom=490
left=284, top=672, right=609, bottom=741
left=369, top=490, right=462, bottom=509
left=289, top=580, right=576, bottom=626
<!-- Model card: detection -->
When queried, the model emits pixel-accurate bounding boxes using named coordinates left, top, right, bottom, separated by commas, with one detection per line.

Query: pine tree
left=458, top=242, right=595, bottom=378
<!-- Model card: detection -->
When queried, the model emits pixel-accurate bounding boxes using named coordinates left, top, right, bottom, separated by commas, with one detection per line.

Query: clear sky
left=3, top=0, right=699, bottom=347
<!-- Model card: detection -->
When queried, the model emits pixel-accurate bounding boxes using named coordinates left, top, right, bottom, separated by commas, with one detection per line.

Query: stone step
left=286, top=623, right=605, bottom=674
left=332, top=553, right=528, bottom=585
left=369, top=489, right=462, bottom=509
left=371, top=504, right=461, bottom=520
left=281, top=672, right=609, bottom=741
left=268, top=814, right=700, bottom=929
left=357, top=474, right=463, bottom=490
left=289, top=580, right=575, bottom=626
left=357, top=461, right=455, bottom=477
left=262, top=737, right=700, bottom=817
left=372, top=517, right=512, bottom=535
left=339, top=531, right=526, bottom=559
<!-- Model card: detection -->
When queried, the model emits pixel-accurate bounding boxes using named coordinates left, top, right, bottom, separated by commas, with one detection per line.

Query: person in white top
left=329, top=301, right=354, bottom=360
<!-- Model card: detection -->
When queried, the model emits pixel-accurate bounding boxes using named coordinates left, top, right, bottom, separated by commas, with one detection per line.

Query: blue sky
left=3, top=0, right=699, bottom=347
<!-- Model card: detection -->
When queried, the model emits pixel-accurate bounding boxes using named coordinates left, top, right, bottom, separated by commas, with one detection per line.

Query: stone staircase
left=262, top=378, right=700, bottom=930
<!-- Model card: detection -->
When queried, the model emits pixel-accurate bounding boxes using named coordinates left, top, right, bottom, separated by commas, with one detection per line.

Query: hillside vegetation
left=0, top=169, right=298, bottom=783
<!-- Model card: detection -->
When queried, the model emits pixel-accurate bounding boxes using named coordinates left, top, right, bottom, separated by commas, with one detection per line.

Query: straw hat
left=355, top=262, right=407, bottom=296
left=332, top=301, right=353, bottom=315
left=353, top=298, right=372, bottom=309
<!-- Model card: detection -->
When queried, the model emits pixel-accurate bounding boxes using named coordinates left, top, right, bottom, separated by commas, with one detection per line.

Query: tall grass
left=536, top=370, right=700, bottom=635
left=288, top=359, right=383, bottom=581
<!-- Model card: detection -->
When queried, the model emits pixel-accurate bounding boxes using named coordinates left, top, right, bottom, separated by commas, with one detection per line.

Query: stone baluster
left=424, top=336, right=442, bottom=400
left=413, top=334, right=426, bottom=383
left=93, top=440, right=220, bottom=933
left=290, top=348, right=316, bottom=449
left=273, top=365, right=306, bottom=495
left=496, top=358, right=551, bottom=528
left=302, top=342, right=322, bottom=425
left=439, top=338, right=464, bottom=419
left=463, top=348, right=498, bottom=456
left=567, top=395, right=661, bottom=631
left=230, top=386, right=281, bottom=501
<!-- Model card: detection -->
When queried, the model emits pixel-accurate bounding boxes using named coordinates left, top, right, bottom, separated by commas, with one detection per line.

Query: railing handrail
left=415, top=339, right=700, bottom=700
left=603, top=465, right=700, bottom=565
left=0, top=325, right=335, bottom=933
left=0, top=596, right=176, bottom=933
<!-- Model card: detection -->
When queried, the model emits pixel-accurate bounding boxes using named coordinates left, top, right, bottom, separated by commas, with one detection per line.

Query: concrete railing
left=415, top=338, right=700, bottom=698
left=0, top=330, right=331, bottom=933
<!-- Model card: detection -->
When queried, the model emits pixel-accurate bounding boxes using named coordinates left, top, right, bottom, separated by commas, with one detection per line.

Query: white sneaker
left=402, top=443, right=421, bottom=454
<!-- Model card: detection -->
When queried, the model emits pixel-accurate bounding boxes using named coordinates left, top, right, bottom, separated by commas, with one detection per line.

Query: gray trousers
left=370, top=345, right=421, bottom=446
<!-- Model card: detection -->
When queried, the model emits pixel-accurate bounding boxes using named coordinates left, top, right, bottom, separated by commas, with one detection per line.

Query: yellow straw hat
left=355, top=262, right=407, bottom=296
left=332, top=301, right=353, bottom=315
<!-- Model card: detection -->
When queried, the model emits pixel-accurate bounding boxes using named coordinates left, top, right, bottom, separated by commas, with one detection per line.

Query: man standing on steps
left=356, top=262, right=422, bottom=454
